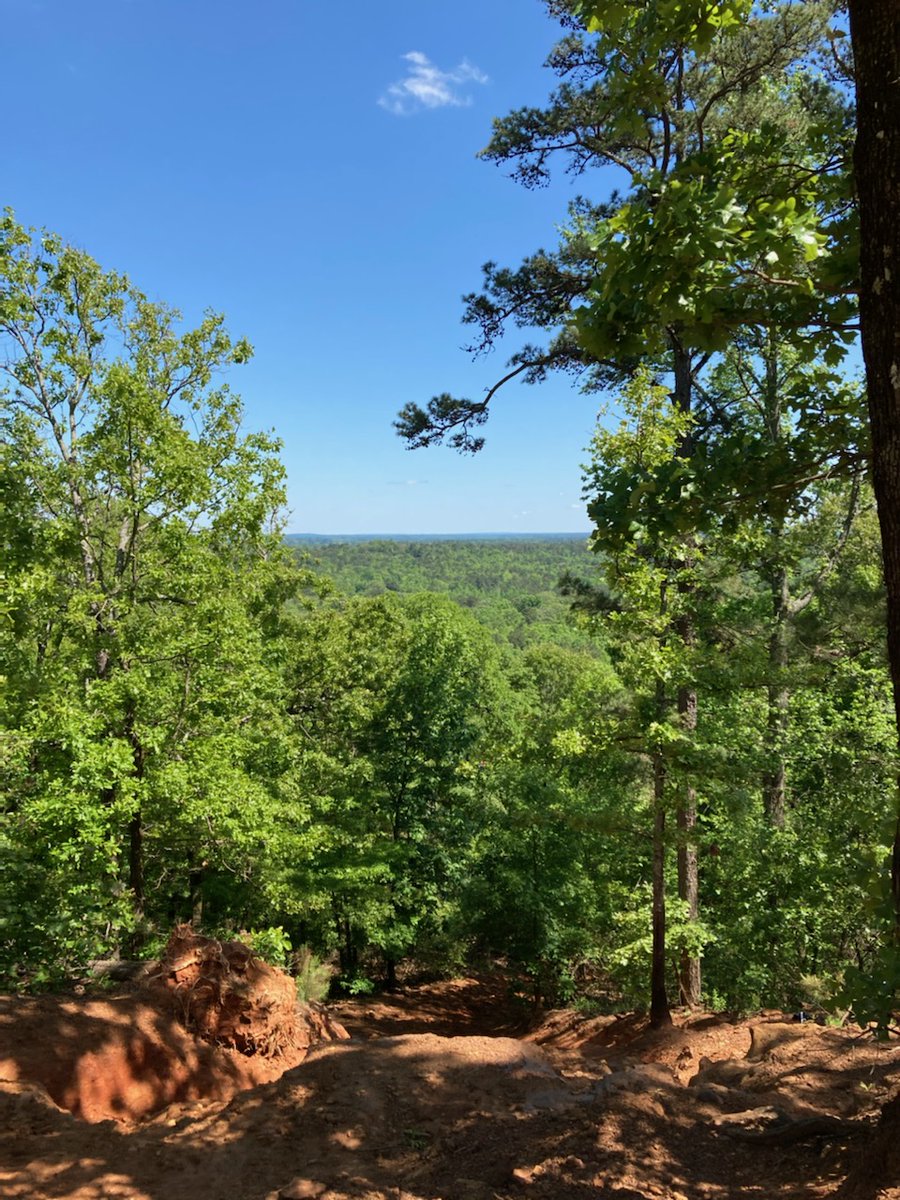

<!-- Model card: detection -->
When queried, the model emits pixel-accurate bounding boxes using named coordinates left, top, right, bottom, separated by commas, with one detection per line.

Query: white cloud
left=378, top=51, right=489, bottom=116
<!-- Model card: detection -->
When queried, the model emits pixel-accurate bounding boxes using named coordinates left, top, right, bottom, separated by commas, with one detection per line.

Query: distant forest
left=297, top=537, right=597, bottom=652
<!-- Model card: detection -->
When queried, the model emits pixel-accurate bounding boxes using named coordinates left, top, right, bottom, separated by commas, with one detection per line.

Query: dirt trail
left=2, top=976, right=899, bottom=1200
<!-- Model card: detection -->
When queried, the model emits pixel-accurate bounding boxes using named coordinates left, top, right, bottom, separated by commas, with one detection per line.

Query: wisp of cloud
left=379, top=51, right=489, bottom=116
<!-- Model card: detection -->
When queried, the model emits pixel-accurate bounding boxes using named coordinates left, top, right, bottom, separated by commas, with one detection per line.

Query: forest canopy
left=2, top=0, right=899, bottom=1033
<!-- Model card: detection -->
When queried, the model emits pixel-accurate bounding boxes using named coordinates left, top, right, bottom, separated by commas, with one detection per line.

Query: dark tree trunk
left=126, top=811, right=144, bottom=955
left=385, top=956, right=398, bottom=992
left=651, top=745, right=672, bottom=1027
left=847, top=0, right=900, bottom=922
left=763, top=563, right=790, bottom=829
left=651, top=675, right=673, bottom=1028
left=676, top=683, right=701, bottom=1007
left=341, top=917, right=358, bottom=979
left=188, top=851, right=205, bottom=927
left=672, top=340, right=701, bottom=1007
left=331, top=901, right=358, bottom=979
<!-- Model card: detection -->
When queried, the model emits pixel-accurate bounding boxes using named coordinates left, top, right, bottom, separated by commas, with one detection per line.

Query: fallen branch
left=719, top=1114, right=865, bottom=1145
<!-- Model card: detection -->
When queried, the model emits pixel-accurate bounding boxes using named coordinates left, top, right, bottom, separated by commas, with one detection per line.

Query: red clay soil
left=836, top=1091, right=900, bottom=1200
left=154, top=925, right=318, bottom=1059
left=0, top=929, right=348, bottom=1123
left=2, top=975, right=900, bottom=1200
left=329, top=974, right=531, bottom=1041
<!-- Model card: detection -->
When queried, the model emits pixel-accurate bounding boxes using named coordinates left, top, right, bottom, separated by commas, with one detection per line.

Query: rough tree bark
left=676, top=680, right=701, bottom=1005
left=651, top=746, right=673, bottom=1027
left=847, top=0, right=900, bottom=921
left=673, top=340, right=702, bottom=1007
left=651, top=672, right=673, bottom=1028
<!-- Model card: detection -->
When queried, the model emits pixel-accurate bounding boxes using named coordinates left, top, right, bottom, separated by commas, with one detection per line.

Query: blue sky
left=3, top=1, right=618, bottom=534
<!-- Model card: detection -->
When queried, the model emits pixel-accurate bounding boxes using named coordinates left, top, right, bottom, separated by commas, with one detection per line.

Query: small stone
left=511, top=1167, right=534, bottom=1186
left=523, top=1088, right=574, bottom=1112
left=279, top=1178, right=327, bottom=1199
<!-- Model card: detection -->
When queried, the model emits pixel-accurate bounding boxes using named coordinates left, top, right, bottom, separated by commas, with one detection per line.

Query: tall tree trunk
left=676, top=683, right=701, bottom=1006
left=188, top=851, right=205, bottom=927
left=129, top=812, right=144, bottom=919
left=651, top=747, right=672, bottom=1027
left=672, top=339, right=701, bottom=1007
left=385, top=955, right=398, bottom=992
left=651, top=678, right=673, bottom=1027
left=762, top=563, right=790, bottom=829
left=760, top=340, right=789, bottom=830
left=124, top=705, right=145, bottom=954
left=847, top=0, right=900, bottom=922
left=125, top=809, right=145, bottom=957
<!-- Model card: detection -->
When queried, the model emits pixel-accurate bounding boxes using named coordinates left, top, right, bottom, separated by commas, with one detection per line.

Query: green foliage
left=573, top=121, right=854, bottom=363
left=0, top=213, right=306, bottom=980
left=291, top=536, right=598, bottom=653
left=342, top=974, right=375, bottom=997
left=274, top=591, right=512, bottom=982
left=396, top=0, right=847, bottom=456
left=837, top=838, right=900, bottom=1033
left=243, top=926, right=294, bottom=970
left=350, top=0, right=888, bottom=1021
left=292, top=945, right=333, bottom=1003
left=2, top=6, right=895, bottom=1030
left=459, top=642, right=636, bottom=1002
left=585, top=366, right=694, bottom=547
left=842, top=945, right=900, bottom=1035
left=573, top=0, right=754, bottom=52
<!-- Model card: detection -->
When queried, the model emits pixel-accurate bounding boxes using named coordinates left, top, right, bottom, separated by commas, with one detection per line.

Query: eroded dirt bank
left=2, top=977, right=900, bottom=1200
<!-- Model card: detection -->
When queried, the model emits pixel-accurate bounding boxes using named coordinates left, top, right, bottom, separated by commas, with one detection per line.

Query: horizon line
left=285, top=530, right=593, bottom=539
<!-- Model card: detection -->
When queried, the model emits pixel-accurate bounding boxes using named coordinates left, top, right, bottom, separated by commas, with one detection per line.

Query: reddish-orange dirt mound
left=155, top=925, right=335, bottom=1058
left=3, top=977, right=900, bottom=1199
left=0, top=930, right=349, bottom=1124
left=0, top=991, right=295, bottom=1123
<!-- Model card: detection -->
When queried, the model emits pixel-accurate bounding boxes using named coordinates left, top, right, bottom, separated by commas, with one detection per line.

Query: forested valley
left=3, top=1, right=900, bottom=1198
left=295, top=525, right=893, bottom=1017
left=1, top=373, right=895, bottom=1018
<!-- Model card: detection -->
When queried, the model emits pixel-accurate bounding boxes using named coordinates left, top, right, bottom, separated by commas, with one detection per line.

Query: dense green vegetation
left=3, top=0, right=900, bottom=1029
left=294, top=537, right=596, bottom=650
left=394, top=0, right=898, bottom=1024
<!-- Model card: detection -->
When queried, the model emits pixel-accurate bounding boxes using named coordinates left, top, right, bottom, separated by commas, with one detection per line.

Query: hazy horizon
left=286, top=531, right=592, bottom=543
